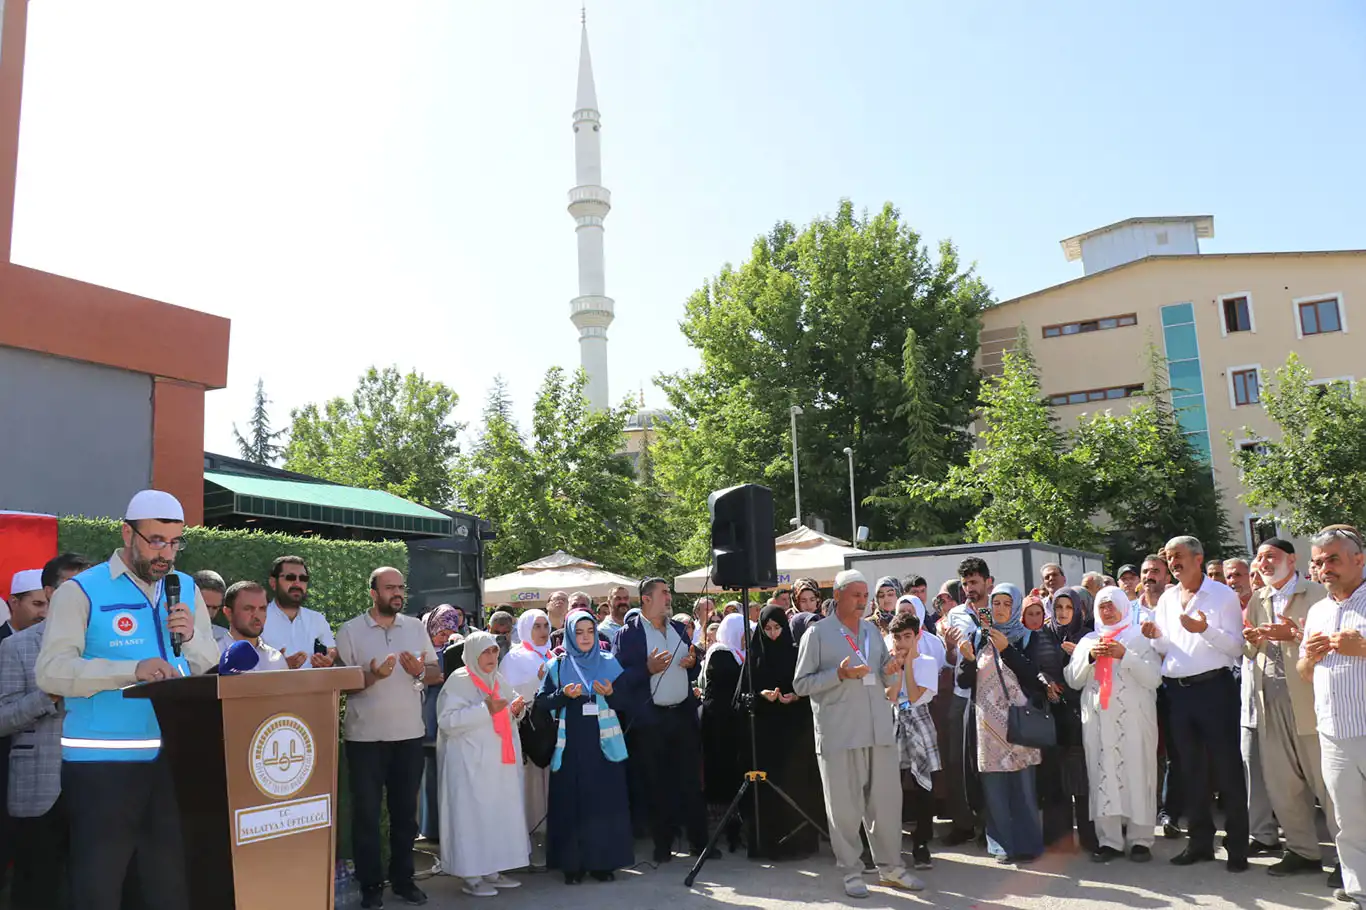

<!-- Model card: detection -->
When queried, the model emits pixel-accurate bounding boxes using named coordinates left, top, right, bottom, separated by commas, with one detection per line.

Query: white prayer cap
left=125, top=489, right=185, bottom=523
left=9, top=570, right=43, bottom=596
left=833, top=569, right=867, bottom=591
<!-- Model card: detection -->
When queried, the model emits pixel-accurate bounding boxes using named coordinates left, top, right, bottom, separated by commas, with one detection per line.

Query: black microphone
left=165, top=574, right=183, bottom=658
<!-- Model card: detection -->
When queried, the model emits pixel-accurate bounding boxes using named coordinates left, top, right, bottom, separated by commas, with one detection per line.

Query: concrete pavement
left=411, top=834, right=1342, bottom=909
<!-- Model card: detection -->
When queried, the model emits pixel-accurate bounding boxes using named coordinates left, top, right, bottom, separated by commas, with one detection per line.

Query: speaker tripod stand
left=684, top=587, right=830, bottom=887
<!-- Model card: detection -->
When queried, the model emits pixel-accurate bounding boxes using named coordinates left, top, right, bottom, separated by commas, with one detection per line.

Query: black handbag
left=518, top=659, right=559, bottom=769
left=992, top=647, right=1057, bottom=749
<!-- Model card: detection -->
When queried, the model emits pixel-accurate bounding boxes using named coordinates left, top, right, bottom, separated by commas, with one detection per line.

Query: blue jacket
left=61, top=563, right=193, bottom=762
left=614, top=612, right=700, bottom=729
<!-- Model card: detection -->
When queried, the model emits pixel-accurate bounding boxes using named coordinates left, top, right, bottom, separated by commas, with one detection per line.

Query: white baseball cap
left=9, top=570, right=43, bottom=596
left=124, top=490, right=185, bottom=523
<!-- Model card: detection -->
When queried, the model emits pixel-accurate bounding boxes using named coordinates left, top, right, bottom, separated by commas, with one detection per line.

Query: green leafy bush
left=57, top=518, right=407, bottom=628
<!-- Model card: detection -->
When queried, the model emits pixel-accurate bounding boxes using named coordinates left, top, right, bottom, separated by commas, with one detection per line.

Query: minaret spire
left=567, top=13, right=613, bottom=412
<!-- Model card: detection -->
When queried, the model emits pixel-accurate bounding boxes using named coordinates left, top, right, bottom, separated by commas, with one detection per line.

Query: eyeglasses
left=277, top=573, right=310, bottom=583
left=131, top=525, right=187, bottom=553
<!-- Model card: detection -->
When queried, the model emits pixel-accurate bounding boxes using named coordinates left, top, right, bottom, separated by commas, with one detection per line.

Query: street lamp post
left=789, top=405, right=803, bottom=526
left=843, top=446, right=857, bottom=548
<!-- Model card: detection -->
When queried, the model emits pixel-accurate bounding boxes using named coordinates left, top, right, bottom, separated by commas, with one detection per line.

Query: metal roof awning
left=204, top=471, right=452, bottom=538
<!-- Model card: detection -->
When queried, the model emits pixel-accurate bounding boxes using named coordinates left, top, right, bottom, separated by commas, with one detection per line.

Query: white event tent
left=482, top=550, right=639, bottom=606
left=673, top=525, right=861, bottom=594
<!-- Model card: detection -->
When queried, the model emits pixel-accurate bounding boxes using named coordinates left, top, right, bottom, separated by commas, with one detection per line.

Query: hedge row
left=57, top=518, right=408, bottom=629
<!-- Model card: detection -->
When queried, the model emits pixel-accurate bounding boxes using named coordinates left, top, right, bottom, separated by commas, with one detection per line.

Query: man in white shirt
left=219, top=581, right=291, bottom=671
left=1140, top=535, right=1248, bottom=872
left=1298, top=527, right=1366, bottom=908
left=261, top=556, right=337, bottom=668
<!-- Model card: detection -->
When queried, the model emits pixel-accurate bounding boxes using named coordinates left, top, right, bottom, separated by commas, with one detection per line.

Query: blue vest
left=61, top=562, right=194, bottom=762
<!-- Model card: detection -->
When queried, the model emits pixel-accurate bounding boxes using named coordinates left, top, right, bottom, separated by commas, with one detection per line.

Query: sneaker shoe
left=483, top=874, right=521, bottom=889
left=1329, top=865, right=1344, bottom=889
left=361, top=888, right=385, bottom=910
left=392, top=883, right=428, bottom=905
left=843, top=875, right=870, bottom=899
left=461, top=880, right=499, bottom=898
left=912, top=845, right=933, bottom=870
left=878, top=868, right=925, bottom=892
left=1130, top=845, right=1153, bottom=863
left=1268, top=852, right=1321, bottom=877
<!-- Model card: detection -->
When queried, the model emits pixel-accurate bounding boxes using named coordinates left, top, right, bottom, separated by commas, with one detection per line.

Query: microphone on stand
left=165, top=574, right=183, bottom=658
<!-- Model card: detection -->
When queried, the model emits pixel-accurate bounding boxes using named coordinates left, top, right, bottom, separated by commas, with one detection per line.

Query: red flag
left=0, top=512, right=59, bottom=601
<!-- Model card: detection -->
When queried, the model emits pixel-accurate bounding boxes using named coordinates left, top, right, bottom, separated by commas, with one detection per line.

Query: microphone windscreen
left=219, top=640, right=260, bottom=676
left=164, top=574, right=180, bottom=604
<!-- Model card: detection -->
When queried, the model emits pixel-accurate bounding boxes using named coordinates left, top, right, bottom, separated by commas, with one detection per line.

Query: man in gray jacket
left=794, top=569, right=923, bottom=898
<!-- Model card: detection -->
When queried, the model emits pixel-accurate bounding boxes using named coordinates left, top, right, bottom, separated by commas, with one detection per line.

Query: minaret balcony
left=570, top=295, right=615, bottom=326
left=567, top=184, right=611, bottom=219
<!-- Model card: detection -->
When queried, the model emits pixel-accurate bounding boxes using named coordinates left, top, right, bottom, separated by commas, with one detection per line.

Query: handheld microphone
left=219, top=640, right=260, bottom=676
left=165, top=574, right=183, bottom=658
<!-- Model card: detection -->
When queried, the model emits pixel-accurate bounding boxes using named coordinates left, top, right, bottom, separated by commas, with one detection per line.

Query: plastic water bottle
left=335, top=861, right=360, bottom=907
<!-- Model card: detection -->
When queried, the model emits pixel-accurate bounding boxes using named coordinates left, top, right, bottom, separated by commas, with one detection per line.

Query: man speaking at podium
left=35, top=490, right=218, bottom=910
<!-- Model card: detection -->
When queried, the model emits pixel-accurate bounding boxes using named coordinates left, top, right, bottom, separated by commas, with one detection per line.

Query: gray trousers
left=817, top=744, right=904, bottom=878
left=1259, top=688, right=1337, bottom=864
left=1241, top=724, right=1280, bottom=845
left=1322, top=733, right=1366, bottom=904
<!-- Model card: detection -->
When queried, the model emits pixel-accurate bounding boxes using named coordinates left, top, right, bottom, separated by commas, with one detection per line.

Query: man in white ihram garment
left=794, top=569, right=924, bottom=898
left=1065, top=585, right=1162, bottom=862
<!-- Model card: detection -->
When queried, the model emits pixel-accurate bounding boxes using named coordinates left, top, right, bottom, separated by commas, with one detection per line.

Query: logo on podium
left=250, top=713, right=316, bottom=799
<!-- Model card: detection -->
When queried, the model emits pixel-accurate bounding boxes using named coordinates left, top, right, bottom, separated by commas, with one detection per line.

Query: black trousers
left=63, top=759, right=188, bottom=910
left=1157, top=682, right=1186, bottom=823
left=946, top=694, right=979, bottom=831
left=1167, top=670, right=1247, bottom=855
left=628, top=706, right=708, bottom=852
left=12, top=795, right=69, bottom=910
left=1040, top=745, right=1097, bottom=852
left=346, top=738, right=424, bottom=893
left=902, top=771, right=934, bottom=850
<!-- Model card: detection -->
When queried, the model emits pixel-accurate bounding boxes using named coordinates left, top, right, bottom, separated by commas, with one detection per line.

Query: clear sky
left=13, top=1, right=1365, bottom=457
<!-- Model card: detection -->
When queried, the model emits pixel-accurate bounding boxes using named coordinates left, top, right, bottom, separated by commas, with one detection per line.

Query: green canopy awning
left=204, top=471, right=452, bottom=538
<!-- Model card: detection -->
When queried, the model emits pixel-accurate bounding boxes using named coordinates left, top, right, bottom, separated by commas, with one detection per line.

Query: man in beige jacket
left=1245, top=538, right=1340, bottom=890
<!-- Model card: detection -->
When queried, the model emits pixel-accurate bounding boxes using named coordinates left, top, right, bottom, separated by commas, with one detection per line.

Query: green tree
left=455, top=369, right=654, bottom=577
left=902, top=334, right=1102, bottom=549
left=900, top=337, right=1236, bottom=559
left=1232, top=354, right=1366, bottom=536
left=232, top=378, right=285, bottom=465
left=284, top=366, right=463, bottom=507
left=654, top=200, right=991, bottom=559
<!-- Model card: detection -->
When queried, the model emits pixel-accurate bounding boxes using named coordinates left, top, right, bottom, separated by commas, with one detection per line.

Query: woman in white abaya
left=438, top=631, right=530, bottom=896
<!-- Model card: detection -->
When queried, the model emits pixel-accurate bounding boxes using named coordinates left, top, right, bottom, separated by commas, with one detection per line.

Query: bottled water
left=335, top=860, right=360, bottom=907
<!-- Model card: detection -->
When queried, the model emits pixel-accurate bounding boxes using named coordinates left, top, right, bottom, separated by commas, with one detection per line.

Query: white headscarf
left=461, top=631, right=501, bottom=688
left=500, top=609, right=551, bottom=688
left=1093, top=586, right=1131, bottom=634
left=706, top=613, right=749, bottom=663
left=896, top=593, right=927, bottom=624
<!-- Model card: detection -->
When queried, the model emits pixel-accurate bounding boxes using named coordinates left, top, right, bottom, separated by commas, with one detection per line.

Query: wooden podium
left=125, top=666, right=364, bottom=910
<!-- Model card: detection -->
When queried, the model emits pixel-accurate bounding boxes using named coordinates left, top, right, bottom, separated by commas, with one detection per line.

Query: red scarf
left=1095, top=624, right=1129, bottom=710
left=467, top=671, right=516, bottom=764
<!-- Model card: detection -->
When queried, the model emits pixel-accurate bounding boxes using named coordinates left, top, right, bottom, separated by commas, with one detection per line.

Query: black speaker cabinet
left=708, top=484, right=778, bottom=590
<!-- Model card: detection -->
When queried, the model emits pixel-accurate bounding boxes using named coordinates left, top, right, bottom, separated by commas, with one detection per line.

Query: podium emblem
left=250, top=713, right=316, bottom=799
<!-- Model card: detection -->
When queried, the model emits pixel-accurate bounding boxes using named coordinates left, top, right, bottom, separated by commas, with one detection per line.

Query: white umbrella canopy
left=482, top=550, right=640, bottom=606
left=673, top=525, right=861, bottom=594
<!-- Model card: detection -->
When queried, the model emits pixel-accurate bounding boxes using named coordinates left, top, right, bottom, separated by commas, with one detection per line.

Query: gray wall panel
left=0, top=346, right=153, bottom=518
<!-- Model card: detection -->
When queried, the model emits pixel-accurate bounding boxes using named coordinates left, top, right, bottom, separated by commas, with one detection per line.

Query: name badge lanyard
left=842, top=629, right=879, bottom=687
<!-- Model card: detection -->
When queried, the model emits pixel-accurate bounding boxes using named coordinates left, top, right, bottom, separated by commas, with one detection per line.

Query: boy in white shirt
left=888, top=611, right=941, bottom=871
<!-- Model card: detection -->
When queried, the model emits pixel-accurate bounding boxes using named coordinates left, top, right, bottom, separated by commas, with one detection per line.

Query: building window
left=1311, top=376, right=1356, bottom=398
left=1042, top=313, right=1137, bottom=339
left=1230, top=367, right=1260, bottom=407
left=1245, top=515, right=1279, bottom=553
left=1161, top=302, right=1212, bottom=466
left=1220, top=294, right=1253, bottom=334
left=1296, top=295, right=1345, bottom=337
left=1238, top=439, right=1269, bottom=457
left=1047, top=383, right=1144, bottom=406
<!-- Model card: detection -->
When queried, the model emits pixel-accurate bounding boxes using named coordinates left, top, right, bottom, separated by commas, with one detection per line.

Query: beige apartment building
left=979, top=215, right=1365, bottom=554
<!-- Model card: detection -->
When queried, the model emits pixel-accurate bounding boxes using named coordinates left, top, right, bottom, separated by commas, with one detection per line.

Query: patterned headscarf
left=792, top=577, right=822, bottom=614
left=424, top=604, right=461, bottom=640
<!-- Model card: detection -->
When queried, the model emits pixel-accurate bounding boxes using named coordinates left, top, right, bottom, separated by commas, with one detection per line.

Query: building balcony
left=570, top=295, right=615, bottom=328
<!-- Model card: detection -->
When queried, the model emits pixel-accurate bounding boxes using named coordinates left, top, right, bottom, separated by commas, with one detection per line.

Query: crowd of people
left=2, top=486, right=1365, bottom=909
